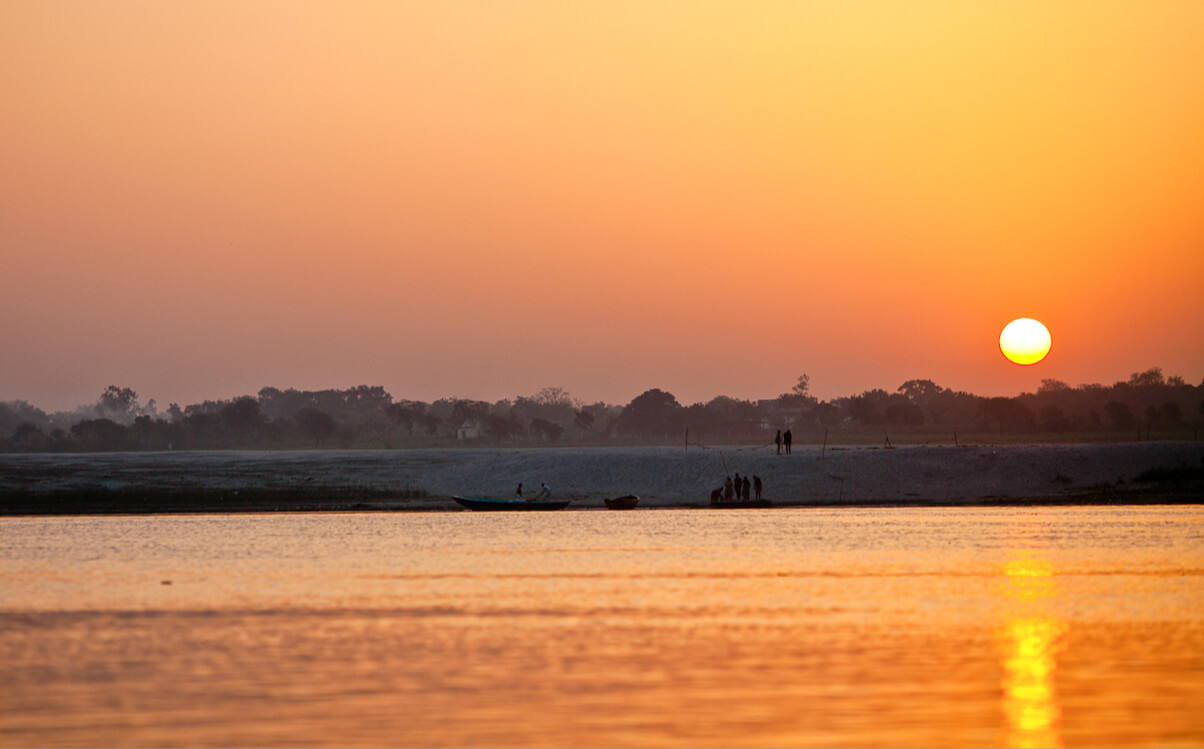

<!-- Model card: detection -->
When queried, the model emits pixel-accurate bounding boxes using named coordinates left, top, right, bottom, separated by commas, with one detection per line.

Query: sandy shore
left=2, top=441, right=1202, bottom=513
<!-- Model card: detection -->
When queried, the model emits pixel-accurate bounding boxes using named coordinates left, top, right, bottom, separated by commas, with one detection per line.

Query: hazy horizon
left=5, top=364, right=1199, bottom=417
left=4, top=2, right=1202, bottom=414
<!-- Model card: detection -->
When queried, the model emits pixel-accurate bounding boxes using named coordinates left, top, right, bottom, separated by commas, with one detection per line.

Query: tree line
left=2, top=369, right=1202, bottom=453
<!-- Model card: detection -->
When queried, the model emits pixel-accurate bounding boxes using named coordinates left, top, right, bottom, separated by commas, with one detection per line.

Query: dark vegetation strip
left=2, top=484, right=1201, bottom=516
left=0, top=486, right=433, bottom=516
left=5, top=368, right=1203, bottom=453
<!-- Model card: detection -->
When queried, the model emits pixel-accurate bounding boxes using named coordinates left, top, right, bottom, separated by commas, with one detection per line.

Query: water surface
left=2, top=507, right=1202, bottom=747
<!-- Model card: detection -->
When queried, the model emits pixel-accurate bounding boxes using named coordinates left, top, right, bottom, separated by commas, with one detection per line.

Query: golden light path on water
left=998, top=550, right=1066, bottom=748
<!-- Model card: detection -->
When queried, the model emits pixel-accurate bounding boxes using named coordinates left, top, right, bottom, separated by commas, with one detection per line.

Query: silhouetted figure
left=724, top=476, right=734, bottom=502
left=711, top=487, right=723, bottom=504
left=784, top=429, right=793, bottom=454
left=753, top=475, right=763, bottom=500
left=742, top=475, right=751, bottom=501
left=733, top=473, right=741, bottom=500
left=775, top=430, right=782, bottom=455
left=515, top=483, right=524, bottom=499
left=534, top=482, right=552, bottom=500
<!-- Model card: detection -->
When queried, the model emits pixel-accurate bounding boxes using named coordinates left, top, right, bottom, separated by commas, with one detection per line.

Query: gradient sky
left=3, top=1, right=1202, bottom=412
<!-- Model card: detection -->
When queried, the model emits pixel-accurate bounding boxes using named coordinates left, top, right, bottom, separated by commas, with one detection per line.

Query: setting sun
left=1000, top=319, right=1052, bottom=366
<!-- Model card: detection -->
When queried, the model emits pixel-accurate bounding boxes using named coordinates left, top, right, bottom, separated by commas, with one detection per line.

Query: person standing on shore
left=742, top=475, right=751, bottom=501
left=753, top=475, right=763, bottom=500
left=775, top=430, right=782, bottom=455
left=784, top=429, right=793, bottom=454
left=515, top=483, right=524, bottom=499
left=724, top=475, right=734, bottom=502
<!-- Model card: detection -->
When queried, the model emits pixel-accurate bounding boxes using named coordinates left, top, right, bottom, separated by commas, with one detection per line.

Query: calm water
left=1, top=506, right=1202, bottom=747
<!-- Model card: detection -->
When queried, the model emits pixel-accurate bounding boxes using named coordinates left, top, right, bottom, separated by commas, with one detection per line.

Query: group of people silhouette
left=516, top=428, right=793, bottom=507
left=708, top=427, right=795, bottom=504
left=774, top=429, right=793, bottom=454
left=712, top=472, right=762, bottom=503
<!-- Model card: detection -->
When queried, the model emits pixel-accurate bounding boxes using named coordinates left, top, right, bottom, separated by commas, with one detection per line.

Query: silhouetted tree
left=221, top=397, right=263, bottom=443
left=513, top=389, right=576, bottom=432
left=450, top=399, right=491, bottom=431
left=792, top=374, right=811, bottom=397
left=534, top=386, right=573, bottom=407
left=771, top=392, right=812, bottom=425
left=977, top=397, right=1035, bottom=433
left=617, top=389, right=682, bottom=437
left=813, top=401, right=841, bottom=427
left=1, top=401, right=50, bottom=438
left=844, top=389, right=892, bottom=426
left=905, top=380, right=958, bottom=428
left=11, top=422, right=51, bottom=452
left=1038, top=379, right=1071, bottom=394
left=130, top=415, right=155, bottom=449
left=573, top=409, right=595, bottom=432
left=695, top=395, right=761, bottom=437
left=530, top=418, right=564, bottom=443
left=484, top=414, right=522, bottom=442
left=579, top=402, right=619, bottom=436
left=384, top=400, right=428, bottom=437
left=1129, top=368, right=1165, bottom=387
left=9, top=367, right=1204, bottom=453
left=417, top=413, right=442, bottom=436
left=296, top=408, right=338, bottom=445
left=884, top=395, right=924, bottom=426
left=97, top=386, right=139, bottom=422
left=342, top=385, right=393, bottom=411
left=1103, top=401, right=1136, bottom=430
left=1145, top=405, right=1162, bottom=426
left=182, top=411, right=223, bottom=447
left=1039, top=406, right=1073, bottom=433
left=71, top=418, right=128, bottom=451
left=1161, top=401, right=1182, bottom=426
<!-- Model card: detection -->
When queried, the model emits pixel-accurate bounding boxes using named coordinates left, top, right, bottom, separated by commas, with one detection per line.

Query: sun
left=1000, top=318, right=1052, bottom=365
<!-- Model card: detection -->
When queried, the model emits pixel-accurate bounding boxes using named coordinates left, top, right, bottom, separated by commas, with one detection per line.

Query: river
left=1, top=506, right=1201, bottom=747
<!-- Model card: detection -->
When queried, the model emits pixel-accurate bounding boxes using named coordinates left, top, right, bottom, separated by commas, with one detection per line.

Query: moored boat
left=452, top=495, right=570, bottom=511
left=604, top=495, right=640, bottom=510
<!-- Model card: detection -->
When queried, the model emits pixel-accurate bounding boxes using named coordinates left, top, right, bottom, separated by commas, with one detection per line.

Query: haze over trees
left=2, top=368, right=1202, bottom=452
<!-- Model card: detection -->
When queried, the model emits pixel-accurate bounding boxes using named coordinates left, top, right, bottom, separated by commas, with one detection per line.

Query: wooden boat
left=452, top=496, right=570, bottom=512
left=604, top=495, right=640, bottom=510
left=709, top=498, right=773, bottom=508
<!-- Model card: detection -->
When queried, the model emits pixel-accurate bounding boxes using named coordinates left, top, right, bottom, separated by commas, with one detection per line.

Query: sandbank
left=1, top=442, right=1201, bottom=514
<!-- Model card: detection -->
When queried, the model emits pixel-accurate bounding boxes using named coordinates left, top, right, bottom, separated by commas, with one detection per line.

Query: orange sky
left=2, top=1, right=1202, bottom=411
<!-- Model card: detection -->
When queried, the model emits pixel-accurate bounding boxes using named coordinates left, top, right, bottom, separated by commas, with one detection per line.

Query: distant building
left=756, top=399, right=806, bottom=430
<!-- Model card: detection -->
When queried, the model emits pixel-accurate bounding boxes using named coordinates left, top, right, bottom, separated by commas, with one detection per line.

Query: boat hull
left=604, top=495, right=640, bottom=510
left=452, top=496, right=570, bottom=512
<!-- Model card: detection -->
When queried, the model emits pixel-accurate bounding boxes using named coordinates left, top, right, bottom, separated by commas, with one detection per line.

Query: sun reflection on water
left=998, top=554, right=1067, bottom=748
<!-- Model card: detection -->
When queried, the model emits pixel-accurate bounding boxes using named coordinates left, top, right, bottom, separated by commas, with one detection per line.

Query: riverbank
left=1, top=442, right=1201, bottom=515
